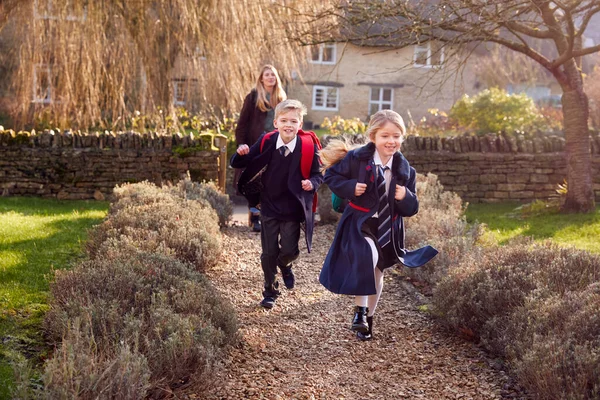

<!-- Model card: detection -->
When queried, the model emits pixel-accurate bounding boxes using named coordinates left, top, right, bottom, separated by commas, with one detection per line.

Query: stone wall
left=0, top=129, right=222, bottom=200
left=2, top=129, right=600, bottom=204
left=402, top=133, right=600, bottom=203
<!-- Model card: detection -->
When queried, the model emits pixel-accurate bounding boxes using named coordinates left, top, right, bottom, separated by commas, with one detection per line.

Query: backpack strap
left=297, top=130, right=321, bottom=179
left=259, top=130, right=277, bottom=152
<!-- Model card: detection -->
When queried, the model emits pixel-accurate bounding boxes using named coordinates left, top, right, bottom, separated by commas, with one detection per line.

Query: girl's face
left=373, top=121, right=403, bottom=159
left=261, top=69, right=277, bottom=89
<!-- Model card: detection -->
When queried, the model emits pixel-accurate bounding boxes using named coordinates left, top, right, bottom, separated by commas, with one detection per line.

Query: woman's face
left=373, top=121, right=403, bottom=160
left=261, top=69, right=277, bottom=89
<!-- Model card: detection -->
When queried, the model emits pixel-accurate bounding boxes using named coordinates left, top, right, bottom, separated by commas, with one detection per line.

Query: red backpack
left=260, top=129, right=322, bottom=212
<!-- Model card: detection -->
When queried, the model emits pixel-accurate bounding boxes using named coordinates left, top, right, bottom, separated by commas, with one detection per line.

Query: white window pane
left=322, top=45, right=334, bottom=62
left=382, top=89, right=392, bottom=102
left=326, top=88, right=337, bottom=108
left=369, top=103, right=380, bottom=116
left=311, top=46, right=320, bottom=61
left=314, top=88, right=324, bottom=107
left=381, top=104, right=391, bottom=110
left=371, top=88, right=380, bottom=101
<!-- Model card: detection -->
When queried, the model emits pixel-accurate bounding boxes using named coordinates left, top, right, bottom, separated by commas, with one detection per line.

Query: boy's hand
left=395, top=184, right=406, bottom=200
left=355, top=183, right=367, bottom=196
left=301, top=179, right=313, bottom=191
left=237, top=144, right=250, bottom=155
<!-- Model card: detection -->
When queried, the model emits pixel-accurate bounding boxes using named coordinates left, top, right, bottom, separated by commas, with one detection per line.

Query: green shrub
left=110, top=180, right=174, bottom=212
left=450, top=88, right=544, bottom=134
left=170, top=177, right=233, bottom=227
left=112, top=179, right=233, bottom=228
left=42, top=322, right=151, bottom=400
left=404, top=173, right=483, bottom=285
left=44, top=251, right=237, bottom=395
left=512, top=284, right=600, bottom=400
left=433, top=241, right=600, bottom=399
left=88, top=195, right=221, bottom=270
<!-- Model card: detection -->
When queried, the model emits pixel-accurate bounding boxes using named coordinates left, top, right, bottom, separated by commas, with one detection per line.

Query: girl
left=319, top=110, right=437, bottom=341
left=235, top=65, right=287, bottom=232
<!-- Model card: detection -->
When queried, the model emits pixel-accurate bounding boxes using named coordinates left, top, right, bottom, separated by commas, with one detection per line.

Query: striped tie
left=377, top=165, right=391, bottom=248
left=279, top=146, right=290, bottom=157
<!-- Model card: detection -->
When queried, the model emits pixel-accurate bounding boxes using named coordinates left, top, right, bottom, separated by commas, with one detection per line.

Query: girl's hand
left=301, top=180, right=313, bottom=191
left=237, top=144, right=250, bottom=155
left=355, top=183, right=367, bottom=196
left=395, top=184, right=406, bottom=200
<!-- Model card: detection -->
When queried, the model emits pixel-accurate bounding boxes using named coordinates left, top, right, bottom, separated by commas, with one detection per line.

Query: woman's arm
left=235, top=91, right=255, bottom=145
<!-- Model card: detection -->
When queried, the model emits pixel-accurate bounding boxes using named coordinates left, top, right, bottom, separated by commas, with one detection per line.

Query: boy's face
left=373, top=121, right=403, bottom=159
left=274, top=109, right=303, bottom=144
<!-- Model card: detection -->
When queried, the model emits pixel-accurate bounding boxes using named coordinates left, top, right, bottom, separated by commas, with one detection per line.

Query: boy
left=231, top=99, right=323, bottom=309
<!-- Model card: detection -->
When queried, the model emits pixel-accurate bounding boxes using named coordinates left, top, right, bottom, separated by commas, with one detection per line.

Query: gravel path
left=197, top=223, right=530, bottom=400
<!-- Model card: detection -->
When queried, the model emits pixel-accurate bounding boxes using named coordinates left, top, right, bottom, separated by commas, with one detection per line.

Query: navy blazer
left=319, top=142, right=438, bottom=295
left=230, top=131, right=323, bottom=251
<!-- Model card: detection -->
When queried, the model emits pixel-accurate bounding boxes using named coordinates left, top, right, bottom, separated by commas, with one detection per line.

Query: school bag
left=330, top=158, right=368, bottom=213
left=240, top=129, right=322, bottom=212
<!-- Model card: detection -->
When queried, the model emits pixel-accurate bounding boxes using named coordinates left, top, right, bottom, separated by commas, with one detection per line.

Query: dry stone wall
left=2, top=129, right=599, bottom=203
left=402, top=133, right=600, bottom=203
left=0, top=129, right=220, bottom=200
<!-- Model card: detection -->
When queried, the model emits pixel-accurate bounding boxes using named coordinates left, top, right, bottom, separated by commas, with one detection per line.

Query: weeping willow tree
left=0, top=0, right=311, bottom=130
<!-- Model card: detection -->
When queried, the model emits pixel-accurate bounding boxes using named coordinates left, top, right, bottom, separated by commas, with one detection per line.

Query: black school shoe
left=279, top=265, right=295, bottom=289
left=260, top=282, right=280, bottom=309
left=351, top=306, right=369, bottom=333
left=356, top=316, right=373, bottom=341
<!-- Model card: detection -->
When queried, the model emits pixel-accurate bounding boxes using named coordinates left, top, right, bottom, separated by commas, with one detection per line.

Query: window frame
left=32, top=64, right=53, bottom=104
left=413, top=42, right=444, bottom=68
left=368, top=87, right=394, bottom=116
left=312, top=85, right=339, bottom=111
left=173, top=80, right=187, bottom=106
left=309, top=43, right=337, bottom=65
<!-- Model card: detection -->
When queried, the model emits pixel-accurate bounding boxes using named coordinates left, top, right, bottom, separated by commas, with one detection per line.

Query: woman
left=235, top=65, right=287, bottom=232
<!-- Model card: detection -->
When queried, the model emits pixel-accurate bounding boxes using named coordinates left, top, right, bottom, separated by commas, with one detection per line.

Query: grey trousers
left=260, top=214, right=300, bottom=290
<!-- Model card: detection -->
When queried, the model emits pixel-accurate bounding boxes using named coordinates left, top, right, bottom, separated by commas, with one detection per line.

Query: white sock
left=355, top=237, right=383, bottom=315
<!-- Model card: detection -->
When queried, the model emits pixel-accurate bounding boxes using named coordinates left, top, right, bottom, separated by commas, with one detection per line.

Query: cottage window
left=312, top=86, right=339, bottom=111
left=173, top=80, right=186, bottom=106
left=33, top=64, right=53, bottom=104
left=369, top=88, right=393, bottom=116
left=309, top=43, right=336, bottom=64
left=413, top=42, right=444, bottom=67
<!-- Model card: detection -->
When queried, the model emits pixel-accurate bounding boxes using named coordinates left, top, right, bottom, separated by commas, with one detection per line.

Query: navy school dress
left=319, top=142, right=438, bottom=296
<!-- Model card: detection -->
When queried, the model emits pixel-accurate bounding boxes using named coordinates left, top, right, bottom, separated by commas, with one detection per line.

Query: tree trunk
left=561, top=89, right=596, bottom=213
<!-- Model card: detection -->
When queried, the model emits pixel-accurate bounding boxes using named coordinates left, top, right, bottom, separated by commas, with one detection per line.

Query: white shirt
left=373, top=150, right=393, bottom=195
left=276, top=135, right=297, bottom=154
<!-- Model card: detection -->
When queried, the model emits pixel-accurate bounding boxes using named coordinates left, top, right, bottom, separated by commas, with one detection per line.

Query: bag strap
left=357, top=159, right=368, bottom=184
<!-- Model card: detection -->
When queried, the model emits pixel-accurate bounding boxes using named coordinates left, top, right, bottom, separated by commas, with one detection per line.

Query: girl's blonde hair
left=255, top=65, right=287, bottom=112
left=366, top=109, right=406, bottom=142
left=318, top=136, right=366, bottom=172
left=319, top=110, right=406, bottom=172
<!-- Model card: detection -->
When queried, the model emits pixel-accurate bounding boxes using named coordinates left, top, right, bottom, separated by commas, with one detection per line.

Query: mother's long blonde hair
left=255, top=65, right=286, bottom=112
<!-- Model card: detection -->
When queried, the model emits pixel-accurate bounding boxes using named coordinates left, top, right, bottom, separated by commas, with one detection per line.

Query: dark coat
left=230, top=131, right=324, bottom=252
left=235, top=89, right=267, bottom=146
left=319, top=142, right=438, bottom=296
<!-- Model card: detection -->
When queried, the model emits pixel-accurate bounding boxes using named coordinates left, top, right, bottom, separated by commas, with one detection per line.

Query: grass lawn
left=0, top=197, right=107, bottom=399
left=465, top=202, right=600, bottom=254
